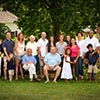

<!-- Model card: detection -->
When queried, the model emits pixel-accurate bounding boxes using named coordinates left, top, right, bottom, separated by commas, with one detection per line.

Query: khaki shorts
left=88, top=65, right=98, bottom=73
left=39, top=59, right=44, bottom=67
left=8, top=70, right=14, bottom=76
left=44, top=65, right=61, bottom=71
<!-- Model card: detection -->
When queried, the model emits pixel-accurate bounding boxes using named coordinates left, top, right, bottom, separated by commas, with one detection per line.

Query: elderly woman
left=26, top=35, right=40, bottom=73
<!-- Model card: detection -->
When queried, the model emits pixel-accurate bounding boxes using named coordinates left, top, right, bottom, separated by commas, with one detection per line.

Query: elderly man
left=44, top=46, right=61, bottom=83
left=22, top=48, right=41, bottom=82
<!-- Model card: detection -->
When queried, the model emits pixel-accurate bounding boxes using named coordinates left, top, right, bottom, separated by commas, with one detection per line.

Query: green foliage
left=0, top=23, right=11, bottom=39
left=0, top=0, right=100, bottom=40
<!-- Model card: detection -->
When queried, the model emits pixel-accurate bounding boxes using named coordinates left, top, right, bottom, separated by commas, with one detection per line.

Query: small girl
left=7, top=53, right=14, bottom=82
left=61, top=48, right=73, bottom=82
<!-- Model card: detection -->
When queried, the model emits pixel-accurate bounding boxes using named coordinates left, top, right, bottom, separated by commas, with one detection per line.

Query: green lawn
left=0, top=76, right=100, bottom=100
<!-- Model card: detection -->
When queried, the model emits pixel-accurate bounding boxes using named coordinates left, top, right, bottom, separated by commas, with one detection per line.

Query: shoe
left=45, top=80, right=49, bottom=83
left=30, top=78, right=33, bottom=82
left=81, top=76, right=84, bottom=80
left=75, top=77, right=78, bottom=81
left=53, top=80, right=57, bottom=83
left=35, top=77, right=41, bottom=82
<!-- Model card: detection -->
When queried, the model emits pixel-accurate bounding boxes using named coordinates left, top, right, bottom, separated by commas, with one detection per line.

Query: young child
left=7, top=53, right=14, bottom=82
left=61, top=48, right=73, bottom=82
left=85, top=44, right=99, bottom=82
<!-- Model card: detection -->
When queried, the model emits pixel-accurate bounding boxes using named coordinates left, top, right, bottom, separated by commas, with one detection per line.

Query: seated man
left=22, top=48, right=41, bottom=82
left=44, top=46, right=61, bottom=83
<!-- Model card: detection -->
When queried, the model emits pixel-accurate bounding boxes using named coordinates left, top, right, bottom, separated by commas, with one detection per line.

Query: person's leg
left=19, top=63, right=24, bottom=80
left=8, top=70, right=13, bottom=82
left=40, top=60, right=44, bottom=78
left=70, top=57, right=76, bottom=79
left=28, top=67, right=34, bottom=82
left=75, top=59, right=79, bottom=80
left=34, top=55, right=40, bottom=73
left=23, top=64, right=31, bottom=80
left=94, top=65, right=98, bottom=82
left=88, top=65, right=92, bottom=82
left=15, top=59, right=20, bottom=80
left=29, top=64, right=41, bottom=82
left=53, top=66, right=61, bottom=83
left=44, top=65, right=49, bottom=83
left=78, top=57, right=84, bottom=79
left=3, top=56, right=7, bottom=80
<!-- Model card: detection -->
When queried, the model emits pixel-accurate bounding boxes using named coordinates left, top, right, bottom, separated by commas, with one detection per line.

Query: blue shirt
left=2, top=39, right=14, bottom=55
left=22, top=54, right=37, bottom=64
left=85, top=50, right=99, bottom=66
left=44, top=53, right=61, bottom=66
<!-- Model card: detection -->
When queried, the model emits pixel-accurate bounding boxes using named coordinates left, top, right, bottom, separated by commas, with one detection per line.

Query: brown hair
left=17, top=32, right=24, bottom=41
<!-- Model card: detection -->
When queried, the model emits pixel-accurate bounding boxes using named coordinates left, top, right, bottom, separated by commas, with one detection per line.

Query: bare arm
left=15, top=40, right=19, bottom=55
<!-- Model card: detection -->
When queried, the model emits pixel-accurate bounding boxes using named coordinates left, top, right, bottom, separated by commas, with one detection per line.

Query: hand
left=70, top=61, right=74, bottom=64
left=7, top=56, right=10, bottom=61
left=74, top=59, right=77, bottom=64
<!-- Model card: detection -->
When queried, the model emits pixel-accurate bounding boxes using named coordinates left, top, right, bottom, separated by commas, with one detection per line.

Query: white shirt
left=76, top=39, right=86, bottom=57
left=26, top=41, right=38, bottom=56
left=85, top=36, right=100, bottom=51
left=17, top=42, right=25, bottom=56
left=37, top=38, right=48, bottom=57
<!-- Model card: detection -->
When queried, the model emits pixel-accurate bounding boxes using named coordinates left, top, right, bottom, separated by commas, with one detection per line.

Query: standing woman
left=69, top=38, right=80, bottom=80
left=48, top=36, right=56, bottom=52
left=76, top=32, right=86, bottom=79
left=56, top=34, right=67, bottom=67
left=15, top=32, right=25, bottom=80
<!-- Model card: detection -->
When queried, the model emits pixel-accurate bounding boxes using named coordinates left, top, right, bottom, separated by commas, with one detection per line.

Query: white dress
left=61, top=56, right=73, bottom=79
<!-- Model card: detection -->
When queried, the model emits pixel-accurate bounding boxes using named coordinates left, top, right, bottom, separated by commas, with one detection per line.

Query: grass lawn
left=0, top=75, right=100, bottom=100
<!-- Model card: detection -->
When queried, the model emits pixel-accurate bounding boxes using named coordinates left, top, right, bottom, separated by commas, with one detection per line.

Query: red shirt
left=66, top=45, right=80, bottom=57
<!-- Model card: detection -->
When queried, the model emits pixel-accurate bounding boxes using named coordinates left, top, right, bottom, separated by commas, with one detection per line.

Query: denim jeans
left=78, top=57, right=84, bottom=76
left=34, top=55, right=40, bottom=72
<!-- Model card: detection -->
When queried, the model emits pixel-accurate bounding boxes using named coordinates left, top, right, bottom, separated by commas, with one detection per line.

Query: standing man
left=37, top=32, right=48, bottom=78
left=44, top=46, right=61, bottom=83
left=2, top=32, right=14, bottom=80
left=85, top=30, right=100, bottom=53
left=84, top=30, right=100, bottom=80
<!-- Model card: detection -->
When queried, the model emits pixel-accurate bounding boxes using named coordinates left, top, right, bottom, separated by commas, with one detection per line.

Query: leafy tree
left=0, top=0, right=100, bottom=40
left=0, top=23, right=11, bottom=39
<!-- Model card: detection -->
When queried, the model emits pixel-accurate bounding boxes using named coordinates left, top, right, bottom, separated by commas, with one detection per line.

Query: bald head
left=50, top=46, right=57, bottom=55
left=41, top=32, right=46, bottom=40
